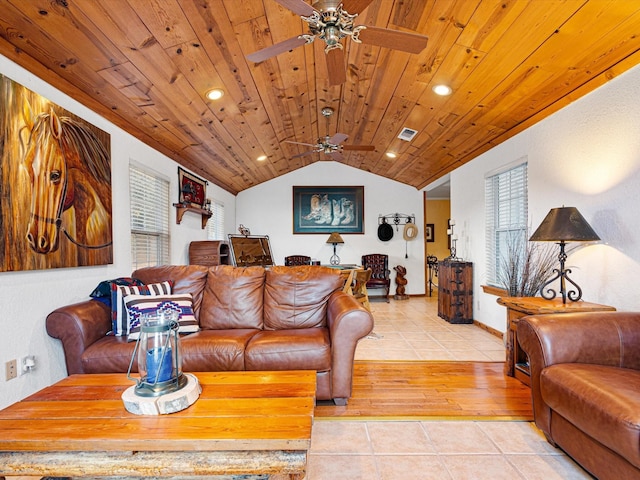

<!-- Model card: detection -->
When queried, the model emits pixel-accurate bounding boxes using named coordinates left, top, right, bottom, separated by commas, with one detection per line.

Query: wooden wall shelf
left=173, top=203, right=212, bottom=229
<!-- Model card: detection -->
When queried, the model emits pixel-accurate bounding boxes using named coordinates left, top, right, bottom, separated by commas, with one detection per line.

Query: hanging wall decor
left=0, top=74, right=113, bottom=272
left=178, top=167, right=207, bottom=208
left=292, top=186, right=364, bottom=234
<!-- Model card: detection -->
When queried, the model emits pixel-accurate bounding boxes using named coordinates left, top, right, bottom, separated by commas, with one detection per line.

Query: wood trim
left=482, top=284, right=507, bottom=296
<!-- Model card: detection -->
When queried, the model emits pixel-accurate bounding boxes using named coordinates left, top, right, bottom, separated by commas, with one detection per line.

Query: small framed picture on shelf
left=178, top=167, right=207, bottom=208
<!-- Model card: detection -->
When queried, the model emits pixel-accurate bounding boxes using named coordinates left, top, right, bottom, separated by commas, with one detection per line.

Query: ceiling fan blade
left=341, top=0, right=376, bottom=14
left=357, top=26, right=428, bottom=54
left=273, top=0, right=317, bottom=16
left=246, top=36, right=308, bottom=63
left=326, top=48, right=347, bottom=85
left=328, top=151, right=344, bottom=161
left=342, top=144, right=376, bottom=151
left=329, top=133, right=349, bottom=144
left=292, top=150, right=317, bottom=159
left=286, top=140, right=318, bottom=147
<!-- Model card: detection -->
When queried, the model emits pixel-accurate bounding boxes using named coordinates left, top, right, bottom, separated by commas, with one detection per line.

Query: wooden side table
left=497, top=297, right=616, bottom=386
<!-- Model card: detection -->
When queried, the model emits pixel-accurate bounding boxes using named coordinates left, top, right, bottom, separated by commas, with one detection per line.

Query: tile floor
left=355, top=295, right=506, bottom=362
left=306, top=295, right=594, bottom=480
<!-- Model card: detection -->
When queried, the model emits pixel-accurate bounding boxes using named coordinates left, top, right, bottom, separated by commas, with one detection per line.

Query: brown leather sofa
left=517, top=312, right=640, bottom=479
left=46, top=265, right=374, bottom=405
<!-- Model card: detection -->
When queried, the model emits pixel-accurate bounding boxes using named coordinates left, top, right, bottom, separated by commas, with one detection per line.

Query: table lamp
left=529, top=207, right=600, bottom=304
left=326, top=232, right=344, bottom=265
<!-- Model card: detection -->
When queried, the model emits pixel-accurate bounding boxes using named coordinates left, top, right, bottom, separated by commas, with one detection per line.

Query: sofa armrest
left=46, top=300, right=112, bottom=375
left=326, top=291, right=374, bottom=402
left=517, top=311, right=640, bottom=435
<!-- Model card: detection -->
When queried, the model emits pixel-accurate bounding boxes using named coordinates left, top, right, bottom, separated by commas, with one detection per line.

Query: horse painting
left=21, top=109, right=112, bottom=267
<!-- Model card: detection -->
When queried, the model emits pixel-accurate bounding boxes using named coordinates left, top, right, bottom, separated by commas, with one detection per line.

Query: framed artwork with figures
left=292, top=186, right=364, bottom=234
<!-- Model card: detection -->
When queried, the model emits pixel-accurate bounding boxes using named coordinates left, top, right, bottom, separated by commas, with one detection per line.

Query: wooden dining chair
left=353, top=268, right=372, bottom=311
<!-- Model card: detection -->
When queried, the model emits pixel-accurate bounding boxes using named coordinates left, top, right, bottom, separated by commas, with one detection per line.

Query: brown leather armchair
left=284, top=255, right=311, bottom=266
left=361, top=254, right=390, bottom=302
left=518, top=312, right=640, bottom=479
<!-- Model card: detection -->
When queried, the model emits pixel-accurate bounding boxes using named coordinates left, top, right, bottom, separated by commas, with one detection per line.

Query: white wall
left=236, top=162, right=426, bottom=294
left=0, top=54, right=236, bottom=409
left=451, top=63, right=640, bottom=333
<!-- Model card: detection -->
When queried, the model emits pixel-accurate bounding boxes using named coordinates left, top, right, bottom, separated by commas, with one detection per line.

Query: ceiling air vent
left=397, top=127, right=418, bottom=141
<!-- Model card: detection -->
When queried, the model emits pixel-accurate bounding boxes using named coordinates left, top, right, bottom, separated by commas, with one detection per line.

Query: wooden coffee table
left=0, top=370, right=316, bottom=479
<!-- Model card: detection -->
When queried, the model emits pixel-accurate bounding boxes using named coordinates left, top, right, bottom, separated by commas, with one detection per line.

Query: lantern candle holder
left=123, top=311, right=200, bottom=415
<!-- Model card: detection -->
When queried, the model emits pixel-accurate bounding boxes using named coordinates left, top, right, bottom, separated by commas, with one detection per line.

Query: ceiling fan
left=286, top=106, right=375, bottom=160
left=246, top=0, right=429, bottom=85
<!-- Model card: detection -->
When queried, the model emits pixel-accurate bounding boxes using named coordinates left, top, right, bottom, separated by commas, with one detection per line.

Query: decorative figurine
left=394, top=265, right=409, bottom=300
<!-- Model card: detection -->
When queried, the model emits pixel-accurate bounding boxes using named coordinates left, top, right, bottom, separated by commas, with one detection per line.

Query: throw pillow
left=111, top=281, right=172, bottom=336
left=89, top=277, right=144, bottom=307
left=123, top=293, right=199, bottom=341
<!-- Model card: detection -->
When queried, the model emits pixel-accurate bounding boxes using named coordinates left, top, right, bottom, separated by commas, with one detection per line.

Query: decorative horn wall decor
left=378, top=213, right=416, bottom=231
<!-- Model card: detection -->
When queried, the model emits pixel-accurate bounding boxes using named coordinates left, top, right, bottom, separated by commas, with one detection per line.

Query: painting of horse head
left=1, top=74, right=112, bottom=271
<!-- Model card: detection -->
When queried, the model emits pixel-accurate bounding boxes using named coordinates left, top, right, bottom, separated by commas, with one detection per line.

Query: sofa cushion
left=245, top=328, right=331, bottom=371
left=180, top=329, right=259, bottom=371
left=264, top=266, right=343, bottom=330
left=111, top=281, right=172, bottom=336
left=90, top=277, right=143, bottom=307
left=82, top=335, right=136, bottom=373
left=199, top=266, right=265, bottom=330
left=541, top=363, right=640, bottom=468
left=123, top=293, right=199, bottom=341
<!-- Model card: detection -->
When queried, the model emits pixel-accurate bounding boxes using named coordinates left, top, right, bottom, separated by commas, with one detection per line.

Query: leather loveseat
left=46, top=265, right=374, bottom=405
left=517, top=312, right=640, bottom=479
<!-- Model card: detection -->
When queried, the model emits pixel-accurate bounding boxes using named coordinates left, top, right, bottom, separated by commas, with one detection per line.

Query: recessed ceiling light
left=386, top=152, right=397, bottom=158
left=206, top=88, right=224, bottom=100
left=256, top=154, right=267, bottom=161
left=432, top=84, right=452, bottom=96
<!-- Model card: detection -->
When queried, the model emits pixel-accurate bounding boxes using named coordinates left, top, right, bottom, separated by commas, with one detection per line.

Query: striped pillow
left=111, top=281, right=172, bottom=336
left=123, top=293, right=199, bottom=341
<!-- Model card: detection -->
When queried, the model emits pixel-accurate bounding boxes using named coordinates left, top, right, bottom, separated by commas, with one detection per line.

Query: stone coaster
left=122, top=373, right=201, bottom=415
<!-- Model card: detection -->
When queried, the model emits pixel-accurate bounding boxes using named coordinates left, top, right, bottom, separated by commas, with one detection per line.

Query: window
left=206, top=198, right=225, bottom=240
left=129, top=163, right=170, bottom=269
left=485, top=160, right=528, bottom=286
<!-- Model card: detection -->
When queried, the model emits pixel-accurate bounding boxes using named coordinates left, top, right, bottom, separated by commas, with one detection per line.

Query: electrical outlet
left=5, top=359, right=17, bottom=381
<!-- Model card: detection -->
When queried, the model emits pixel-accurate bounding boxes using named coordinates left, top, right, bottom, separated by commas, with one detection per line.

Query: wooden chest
left=188, top=240, right=230, bottom=266
left=438, top=260, right=473, bottom=324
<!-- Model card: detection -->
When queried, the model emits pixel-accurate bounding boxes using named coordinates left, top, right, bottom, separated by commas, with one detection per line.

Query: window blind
left=485, top=162, right=528, bottom=286
left=129, top=164, right=170, bottom=269
left=206, top=199, right=225, bottom=240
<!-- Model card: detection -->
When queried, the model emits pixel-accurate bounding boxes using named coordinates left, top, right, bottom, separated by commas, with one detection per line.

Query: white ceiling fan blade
left=286, top=140, right=318, bottom=147
left=329, top=133, right=349, bottom=144
left=247, top=36, right=308, bottom=63
left=273, top=0, right=317, bottom=16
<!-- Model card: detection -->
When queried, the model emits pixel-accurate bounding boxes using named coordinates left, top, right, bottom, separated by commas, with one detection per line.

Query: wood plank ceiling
left=1, top=0, right=639, bottom=195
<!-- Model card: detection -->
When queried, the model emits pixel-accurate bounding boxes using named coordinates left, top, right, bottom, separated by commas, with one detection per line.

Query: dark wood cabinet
left=188, top=240, right=230, bottom=266
left=437, top=260, right=473, bottom=324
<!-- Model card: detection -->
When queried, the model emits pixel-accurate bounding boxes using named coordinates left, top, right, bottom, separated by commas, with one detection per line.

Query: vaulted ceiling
left=1, top=0, right=639, bottom=195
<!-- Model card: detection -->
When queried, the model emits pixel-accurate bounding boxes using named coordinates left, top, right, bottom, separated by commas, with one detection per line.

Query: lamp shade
left=326, top=232, right=345, bottom=244
left=529, top=207, right=600, bottom=242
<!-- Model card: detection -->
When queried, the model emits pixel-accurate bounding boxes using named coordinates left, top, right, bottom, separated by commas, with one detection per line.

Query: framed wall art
left=178, top=167, right=207, bottom=208
left=426, top=223, right=435, bottom=242
left=293, top=186, right=364, bottom=234
left=0, top=73, right=113, bottom=272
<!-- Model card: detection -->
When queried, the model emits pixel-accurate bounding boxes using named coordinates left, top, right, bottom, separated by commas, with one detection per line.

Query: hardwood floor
left=315, top=361, right=533, bottom=420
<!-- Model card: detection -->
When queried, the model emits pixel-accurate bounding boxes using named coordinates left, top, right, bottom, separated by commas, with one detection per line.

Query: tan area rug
left=315, top=360, right=534, bottom=421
